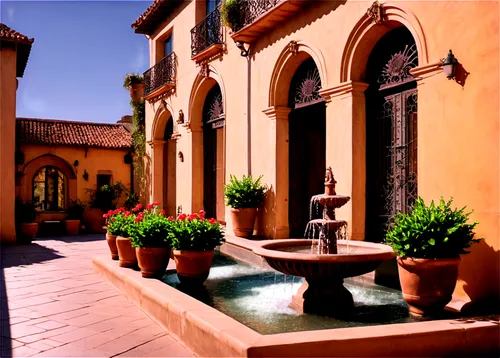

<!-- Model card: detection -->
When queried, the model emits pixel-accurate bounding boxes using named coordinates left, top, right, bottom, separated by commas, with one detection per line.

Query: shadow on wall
left=454, top=63, right=470, bottom=88
left=256, top=186, right=276, bottom=238
left=251, top=1, right=348, bottom=56
left=0, top=243, right=63, bottom=358
left=460, top=240, right=500, bottom=313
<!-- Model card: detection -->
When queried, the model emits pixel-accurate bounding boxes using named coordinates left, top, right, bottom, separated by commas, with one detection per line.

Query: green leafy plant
left=385, top=197, right=483, bottom=259
left=123, top=73, right=144, bottom=90
left=224, top=174, right=267, bottom=209
left=128, top=203, right=173, bottom=248
left=67, top=199, right=86, bottom=220
left=15, top=200, right=37, bottom=224
left=221, top=0, right=244, bottom=31
left=88, top=182, right=126, bottom=212
left=168, top=211, right=225, bottom=251
left=129, top=98, right=146, bottom=196
left=124, top=192, right=140, bottom=210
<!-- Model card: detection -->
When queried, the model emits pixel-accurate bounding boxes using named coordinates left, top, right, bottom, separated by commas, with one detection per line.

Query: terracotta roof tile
left=17, top=118, right=133, bottom=149
left=132, top=0, right=182, bottom=35
left=0, top=23, right=34, bottom=77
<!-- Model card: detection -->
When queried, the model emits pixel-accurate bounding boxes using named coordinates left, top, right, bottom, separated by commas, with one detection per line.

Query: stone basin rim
left=253, top=239, right=395, bottom=263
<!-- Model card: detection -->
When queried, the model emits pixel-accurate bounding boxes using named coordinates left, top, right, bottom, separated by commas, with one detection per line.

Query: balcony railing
left=143, top=52, right=176, bottom=98
left=191, top=7, right=224, bottom=59
left=234, top=0, right=282, bottom=32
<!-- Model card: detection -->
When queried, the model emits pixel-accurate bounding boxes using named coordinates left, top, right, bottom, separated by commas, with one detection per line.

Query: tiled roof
left=17, top=118, right=133, bottom=149
left=132, top=0, right=182, bottom=35
left=0, top=23, right=34, bottom=78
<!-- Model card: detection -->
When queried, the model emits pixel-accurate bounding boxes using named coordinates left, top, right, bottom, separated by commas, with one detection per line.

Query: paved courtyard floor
left=0, top=235, right=193, bottom=357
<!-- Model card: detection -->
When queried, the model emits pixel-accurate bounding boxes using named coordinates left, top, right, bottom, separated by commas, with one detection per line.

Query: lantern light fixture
left=441, top=50, right=459, bottom=80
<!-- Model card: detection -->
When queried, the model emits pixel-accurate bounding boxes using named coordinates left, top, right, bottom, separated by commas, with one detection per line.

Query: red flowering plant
left=104, top=208, right=134, bottom=237
left=168, top=210, right=225, bottom=251
left=127, top=202, right=173, bottom=249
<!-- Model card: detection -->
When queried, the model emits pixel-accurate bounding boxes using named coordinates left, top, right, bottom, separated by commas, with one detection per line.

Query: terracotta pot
left=19, top=223, right=38, bottom=243
left=230, top=207, right=257, bottom=238
left=65, top=220, right=80, bottom=235
left=84, top=208, right=106, bottom=234
left=129, top=83, right=144, bottom=102
left=173, top=250, right=214, bottom=285
left=116, top=236, right=137, bottom=268
left=397, top=256, right=461, bottom=317
left=136, top=247, right=171, bottom=278
left=106, top=233, right=119, bottom=260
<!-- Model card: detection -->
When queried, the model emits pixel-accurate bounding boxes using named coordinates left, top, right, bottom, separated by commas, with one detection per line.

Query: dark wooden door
left=288, top=102, right=326, bottom=238
left=203, top=126, right=217, bottom=219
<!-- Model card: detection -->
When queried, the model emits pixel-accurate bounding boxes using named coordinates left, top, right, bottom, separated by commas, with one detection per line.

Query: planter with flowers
left=105, top=208, right=137, bottom=267
left=385, top=197, right=483, bottom=317
left=168, top=210, right=225, bottom=284
left=224, top=174, right=267, bottom=238
left=129, top=202, right=172, bottom=278
left=66, top=200, right=85, bottom=235
left=104, top=209, right=121, bottom=260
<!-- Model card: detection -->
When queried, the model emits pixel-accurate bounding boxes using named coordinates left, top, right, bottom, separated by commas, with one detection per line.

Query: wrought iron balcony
left=231, top=0, right=311, bottom=44
left=191, top=7, right=224, bottom=62
left=143, top=52, right=176, bottom=100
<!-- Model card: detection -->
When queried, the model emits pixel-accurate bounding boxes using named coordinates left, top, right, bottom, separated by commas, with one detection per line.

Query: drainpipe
left=246, top=49, right=252, bottom=175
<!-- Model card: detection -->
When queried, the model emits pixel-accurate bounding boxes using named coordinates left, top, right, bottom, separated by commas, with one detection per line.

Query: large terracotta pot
left=129, top=83, right=144, bottom=102
left=106, top=233, right=119, bottom=260
left=230, top=208, right=257, bottom=238
left=116, top=236, right=137, bottom=268
left=136, top=247, right=171, bottom=278
left=65, top=220, right=80, bottom=235
left=397, top=256, right=461, bottom=317
left=18, top=223, right=38, bottom=243
left=85, top=208, right=106, bottom=234
left=173, top=250, right=214, bottom=285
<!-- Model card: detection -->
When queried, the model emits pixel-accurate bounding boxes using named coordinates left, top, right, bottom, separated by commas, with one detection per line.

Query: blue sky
left=1, top=1, right=150, bottom=123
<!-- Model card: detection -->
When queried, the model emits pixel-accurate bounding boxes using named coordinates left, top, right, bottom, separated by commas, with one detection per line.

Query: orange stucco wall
left=17, top=145, right=133, bottom=222
left=0, top=46, right=17, bottom=243
left=143, top=0, right=499, bottom=306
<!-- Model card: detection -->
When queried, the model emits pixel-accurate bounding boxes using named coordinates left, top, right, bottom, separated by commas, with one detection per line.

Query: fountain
left=253, top=167, right=395, bottom=317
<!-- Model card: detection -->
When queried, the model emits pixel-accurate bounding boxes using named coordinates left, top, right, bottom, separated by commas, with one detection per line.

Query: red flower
left=124, top=211, right=131, bottom=217
left=188, top=213, right=198, bottom=221
left=208, top=218, right=217, bottom=225
left=160, top=209, right=166, bottom=216
left=152, top=201, right=160, bottom=206
left=177, top=213, right=187, bottom=221
left=103, top=214, right=108, bottom=219
left=111, top=217, right=115, bottom=222
left=199, top=210, right=205, bottom=219
left=167, top=216, right=174, bottom=221
left=134, top=217, right=141, bottom=223
left=146, top=203, right=153, bottom=210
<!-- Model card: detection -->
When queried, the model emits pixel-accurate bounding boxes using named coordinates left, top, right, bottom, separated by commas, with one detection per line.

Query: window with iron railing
left=143, top=52, right=176, bottom=97
left=191, top=7, right=223, bottom=57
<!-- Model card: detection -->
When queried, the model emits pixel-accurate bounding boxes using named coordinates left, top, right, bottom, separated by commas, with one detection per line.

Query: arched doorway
left=288, top=57, right=326, bottom=238
left=163, top=116, right=176, bottom=216
left=202, top=83, right=225, bottom=222
left=365, top=27, right=418, bottom=243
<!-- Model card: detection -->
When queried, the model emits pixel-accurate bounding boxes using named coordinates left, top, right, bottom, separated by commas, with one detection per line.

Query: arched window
left=33, top=166, right=66, bottom=211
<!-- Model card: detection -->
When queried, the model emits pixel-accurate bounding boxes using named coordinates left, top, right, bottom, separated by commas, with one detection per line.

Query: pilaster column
left=320, top=81, right=369, bottom=241
left=263, top=106, right=291, bottom=239
left=148, top=139, right=166, bottom=206
left=188, top=122, right=204, bottom=214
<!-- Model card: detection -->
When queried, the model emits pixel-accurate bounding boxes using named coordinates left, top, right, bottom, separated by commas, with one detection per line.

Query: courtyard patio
left=0, top=235, right=192, bottom=357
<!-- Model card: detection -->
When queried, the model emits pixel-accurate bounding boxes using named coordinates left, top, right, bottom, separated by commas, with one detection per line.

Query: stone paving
left=0, top=235, right=193, bottom=357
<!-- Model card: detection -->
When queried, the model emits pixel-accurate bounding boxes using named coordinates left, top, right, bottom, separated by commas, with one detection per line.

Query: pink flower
left=167, top=216, right=174, bottom=221
left=177, top=213, right=187, bottom=221
left=199, top=210, right=205, bottom=219
left=152, top=201, right=160, bottom=206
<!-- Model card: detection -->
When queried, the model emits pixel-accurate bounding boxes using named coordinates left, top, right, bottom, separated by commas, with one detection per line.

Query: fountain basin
left=253, top=239, right=395, bottom=316
left=310, top=194, right=351, bottom=208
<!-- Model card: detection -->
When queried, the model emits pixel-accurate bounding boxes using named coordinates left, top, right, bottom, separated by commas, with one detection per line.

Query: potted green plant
left=168, top=210, right=225, bottom=284
left=221, top=0, right=244, bottom=32
left=385, top=197, right=483, bottom=317
left=87, top=182, right=126, bottom=233
left=65, top=200, right=85, bottom=235
left=105, top=208, right=137, bottom=267
left=128, top=202, right=172, bottom=278
left=15, top=200, right=38, bottom=243
left=224, top=174, right=267, bottom=238
left=123, top=73, right=144, bottom=102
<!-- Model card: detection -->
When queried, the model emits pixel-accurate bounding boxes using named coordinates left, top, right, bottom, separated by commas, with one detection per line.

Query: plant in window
left=221, top=0, right=244, bottom=32
left=168, top=210, right=225, bottom=284
left=224, top=174, right=267, bottom=238
left=385, top=197, right=483, bottom=316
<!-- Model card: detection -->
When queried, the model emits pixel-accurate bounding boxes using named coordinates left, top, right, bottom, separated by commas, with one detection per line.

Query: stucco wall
left=18, top=145, right=133, bottom=217
left=143, top=0, right=499, bottom=305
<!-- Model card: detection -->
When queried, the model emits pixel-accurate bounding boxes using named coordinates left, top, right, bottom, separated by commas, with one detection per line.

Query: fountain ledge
left=93, top=255, right=499, bottom=357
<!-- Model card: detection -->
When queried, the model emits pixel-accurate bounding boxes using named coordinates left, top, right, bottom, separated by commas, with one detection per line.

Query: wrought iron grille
left=234, top=0, right=283, bottom=32
left=191, top=7, right=224, bottom=57
left=288, top=57, right=322, bottom=108
left=143, top=52, right=176, bottom=97
left=380, top=89, right=418, bottom=229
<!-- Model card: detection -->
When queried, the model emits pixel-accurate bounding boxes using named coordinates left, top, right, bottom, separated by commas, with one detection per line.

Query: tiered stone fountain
left=253, top=168, right=395, bottom=317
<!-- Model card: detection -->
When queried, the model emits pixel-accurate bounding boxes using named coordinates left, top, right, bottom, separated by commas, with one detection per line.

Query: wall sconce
left=178, top=151, right=184, bottom=162
left=235, top=41, right=250, bottom=57
left=441, top=50, right=459, bottom=80
left=177, top=109, right=184, bottom=124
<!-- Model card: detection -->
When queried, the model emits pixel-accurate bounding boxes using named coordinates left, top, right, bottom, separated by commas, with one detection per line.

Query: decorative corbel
left=200, top=63, right=210, bottom=78
left=367, top=1, right=384, bottom=25
left=288, top=40, right=299, bottom=56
